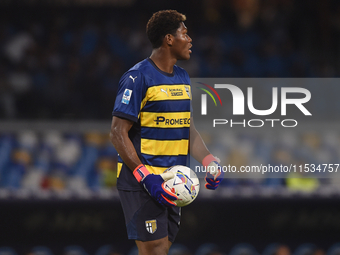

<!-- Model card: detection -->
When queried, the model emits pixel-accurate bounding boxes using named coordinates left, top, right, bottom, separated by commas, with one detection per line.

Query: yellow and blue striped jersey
left=112, top=58, right=191, bottom=191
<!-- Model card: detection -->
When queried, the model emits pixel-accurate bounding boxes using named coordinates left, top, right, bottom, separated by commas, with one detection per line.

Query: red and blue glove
left=133, top=164, right=178, bottom=207
left=202, top=154, right=224, bottom=190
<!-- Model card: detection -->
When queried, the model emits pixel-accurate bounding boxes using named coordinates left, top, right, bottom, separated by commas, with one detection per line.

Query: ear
left=165, top=34, right=174, bottom=46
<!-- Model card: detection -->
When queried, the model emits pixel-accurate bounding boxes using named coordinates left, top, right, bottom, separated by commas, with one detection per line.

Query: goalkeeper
left=110, top=10, right=224, bottom=255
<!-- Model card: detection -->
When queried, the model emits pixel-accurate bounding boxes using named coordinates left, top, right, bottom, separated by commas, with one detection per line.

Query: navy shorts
left=118, top=189, right=181, bottom=242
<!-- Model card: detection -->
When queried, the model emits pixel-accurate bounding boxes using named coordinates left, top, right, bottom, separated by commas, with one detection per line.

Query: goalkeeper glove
left=133, top=164, right=178, bottom=207
left=202, top=154, right=224, bottom=190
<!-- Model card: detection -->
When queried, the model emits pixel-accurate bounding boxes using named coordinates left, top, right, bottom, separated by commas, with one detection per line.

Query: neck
left=149, top=48, right=177, bottom=74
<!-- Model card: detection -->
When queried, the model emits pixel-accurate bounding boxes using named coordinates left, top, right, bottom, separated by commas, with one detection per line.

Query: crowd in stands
left=1, top=0, right=340, bottom=119
left=0, top=130, right=118, bottom=196
left=201, top=128, right=340, bottom=192
left=1, top=126, right=340, bottom=196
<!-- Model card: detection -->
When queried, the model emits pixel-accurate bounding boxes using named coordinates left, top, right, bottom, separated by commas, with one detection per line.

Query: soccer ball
left=163, top=165, right=200, bottom=207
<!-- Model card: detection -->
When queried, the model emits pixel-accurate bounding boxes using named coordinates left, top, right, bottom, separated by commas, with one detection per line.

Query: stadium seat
left=229, top=243, right=258, bottom=255
left=127, top=246, right=138, bottom=255
left=263, top=243, right=281, bottom=255
left=63, top=245, right=88, bottom=255
left=0, top=247, right=18, bottom=255
left=327, top=243, right=340, bottom=255
left=95, top=245, right=120, bottom=255
left=263, top=243, right=291, bottom=255
left=195, top=243, right=223, bottom=255
left=293, top=243, right=317, bottom=255
left=31, top=246, right=54, bottom=255
left=168, top=244, right=191, bottom=255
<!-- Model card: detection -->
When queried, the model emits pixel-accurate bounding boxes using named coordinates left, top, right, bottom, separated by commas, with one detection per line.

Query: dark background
left=1, top=198, right=340, bottom=254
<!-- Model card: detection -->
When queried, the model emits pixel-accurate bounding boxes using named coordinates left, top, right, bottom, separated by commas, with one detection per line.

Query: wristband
left=133, top=164, right=150, bottom=183
left=202, top=154, right=217, bottom=167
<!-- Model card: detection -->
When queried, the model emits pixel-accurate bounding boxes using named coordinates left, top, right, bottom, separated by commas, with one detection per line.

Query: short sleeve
left=112, top=70, right=146, bottom=123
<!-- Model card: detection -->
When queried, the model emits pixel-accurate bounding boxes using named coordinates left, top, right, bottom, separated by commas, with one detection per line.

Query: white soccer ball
left=163, top=165, right=200, bottom=207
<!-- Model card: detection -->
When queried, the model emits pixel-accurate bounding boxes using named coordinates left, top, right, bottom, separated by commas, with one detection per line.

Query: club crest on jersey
left=145, top=220, right=157, bottom=234
left=122, top=89, right=132, bottom=104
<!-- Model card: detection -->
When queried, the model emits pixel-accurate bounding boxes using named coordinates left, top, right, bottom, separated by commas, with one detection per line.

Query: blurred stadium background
left=1, top=0, right=340, bottom=254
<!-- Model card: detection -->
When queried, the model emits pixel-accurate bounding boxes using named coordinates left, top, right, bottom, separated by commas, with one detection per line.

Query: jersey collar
left=147, top=58, right=175, bottom=77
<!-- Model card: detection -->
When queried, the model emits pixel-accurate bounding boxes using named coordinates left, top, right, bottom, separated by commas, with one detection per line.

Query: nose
left=187, top=35, right=192, bottom=43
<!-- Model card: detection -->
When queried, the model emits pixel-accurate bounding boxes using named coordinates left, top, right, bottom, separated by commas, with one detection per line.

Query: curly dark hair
left=146, top=10, right=186, bottom=49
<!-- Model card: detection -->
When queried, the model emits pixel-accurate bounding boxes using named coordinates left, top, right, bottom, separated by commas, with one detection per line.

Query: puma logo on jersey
left=129, top=75, right=137, bottom=83
left=161, top=88, right=169, bottom=97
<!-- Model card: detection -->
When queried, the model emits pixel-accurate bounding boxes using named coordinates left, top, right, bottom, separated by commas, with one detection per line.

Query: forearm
left=190, top=127, right=211, bottom=163
left=110, top=117, right=142, bottom=172
left=110, top=133, right=141, bottom=171
left=189, top=117, right=218, bottom=165
left=189, top=119, right=224, bottom=189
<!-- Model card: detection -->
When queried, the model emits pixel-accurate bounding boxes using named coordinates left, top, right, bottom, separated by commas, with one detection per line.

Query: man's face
left=171, top=22, right=192, bottom=60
